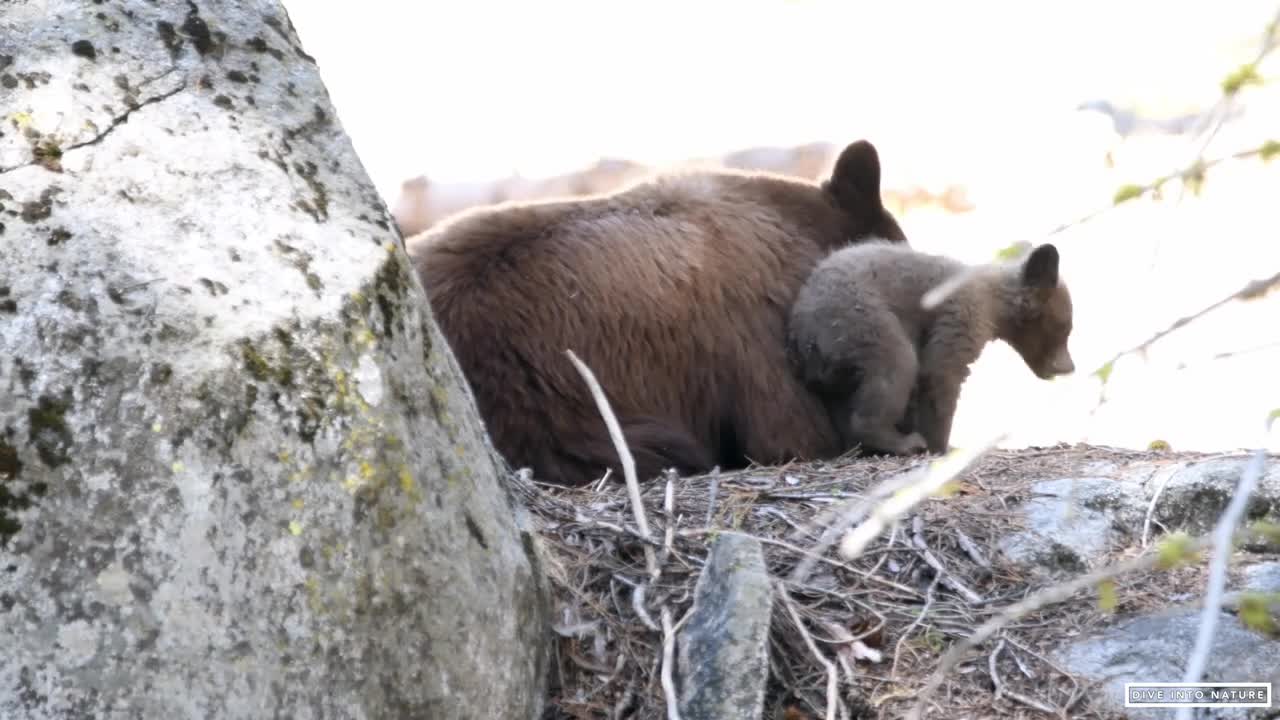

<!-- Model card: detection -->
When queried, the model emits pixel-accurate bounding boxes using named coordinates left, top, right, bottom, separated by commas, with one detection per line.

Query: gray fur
left=787, top=241, right=1075, bottom=456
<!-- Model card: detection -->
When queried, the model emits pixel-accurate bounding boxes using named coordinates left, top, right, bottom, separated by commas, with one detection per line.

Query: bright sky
left=285, top=1, right=1280, bottom=453
left=286, top=1, right=1270, bottom=196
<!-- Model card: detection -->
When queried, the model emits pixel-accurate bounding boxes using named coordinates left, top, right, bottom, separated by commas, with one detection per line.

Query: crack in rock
left=0, top=78, right=187, bottom=175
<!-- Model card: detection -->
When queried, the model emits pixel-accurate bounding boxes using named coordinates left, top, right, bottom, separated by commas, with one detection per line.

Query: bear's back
left=407, top=141, right=908, bottom=485
left=801, top=242, right=965, bottom=330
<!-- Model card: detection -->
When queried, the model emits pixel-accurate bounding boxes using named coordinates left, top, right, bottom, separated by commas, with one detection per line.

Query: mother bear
left=407, top=140, right=908, bottom=486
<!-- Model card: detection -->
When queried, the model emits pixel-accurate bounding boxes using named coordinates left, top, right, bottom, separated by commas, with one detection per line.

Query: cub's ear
left=1021, top=243, right=1060, bottom=289
left=824, top=140, right=884, bottom=214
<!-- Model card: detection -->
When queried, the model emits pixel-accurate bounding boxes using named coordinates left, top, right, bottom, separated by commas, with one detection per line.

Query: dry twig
left=1176, top=444, right=1271, bottom=720
left=841, top=435, right=1007, bottom=560
left=660, top=607, right=683, bottom=720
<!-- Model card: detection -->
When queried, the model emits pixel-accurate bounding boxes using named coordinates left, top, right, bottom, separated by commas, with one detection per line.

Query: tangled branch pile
left=517, top=444, right=1214, bottom=720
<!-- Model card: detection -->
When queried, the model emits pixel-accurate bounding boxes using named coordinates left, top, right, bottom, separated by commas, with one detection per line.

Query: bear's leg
left=915, top=324, right=982, bottom=455
left=842, top=327, right=927, bottom=457
left=543, top=415, right=715, bottom=486
left=912, top=373, right=962, bottom=455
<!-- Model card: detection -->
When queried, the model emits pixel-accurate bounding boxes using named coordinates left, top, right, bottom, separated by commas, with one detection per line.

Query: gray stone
left=1054, top=607, right=1280, bottom=719
left=997, top=477, right=1143, bottom=573
left=1241, top=562, right=1280, bottom=593
left=0, top=2, right=548, bottom=718
left=678, top=534, right=773, bottom=720
left=1150, top=457, right=1280, bottom=539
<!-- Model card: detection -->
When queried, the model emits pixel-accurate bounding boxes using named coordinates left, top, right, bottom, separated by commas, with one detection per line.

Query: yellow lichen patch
left=278, top=450, right=292, bottom=463
left=359, top=461, right=375, bottom=481
left=291, top=498, right=305, bottom=510
left=303, top=576, right=323, bottom=614
left=289, top=520, right=303, bottom=536
left=171, top=462, right=185, bottom=474
left=9, top=111, right=33, bottom=129
left=342, top=475, right=362, bottom=494
left=431, top=385, right=450, bottom=409
left=152, top=422, right=163, bottom=433
left=357, top=329, right=376, bottom=348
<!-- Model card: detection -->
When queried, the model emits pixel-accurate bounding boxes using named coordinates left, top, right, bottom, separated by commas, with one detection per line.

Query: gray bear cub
left=787, top=240, right=1075, bottom=456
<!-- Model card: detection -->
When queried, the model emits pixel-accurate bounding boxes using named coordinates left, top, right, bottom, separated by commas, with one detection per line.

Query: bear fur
left=787, top=241, right=1075, bottom=456
left=408, top=140, right=909, bottom=486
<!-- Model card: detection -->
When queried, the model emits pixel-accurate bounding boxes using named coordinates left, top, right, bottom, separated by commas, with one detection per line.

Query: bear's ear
left=1021, top=243, right=1060, bottom=289
left=824, top=140, right=884, bottom=213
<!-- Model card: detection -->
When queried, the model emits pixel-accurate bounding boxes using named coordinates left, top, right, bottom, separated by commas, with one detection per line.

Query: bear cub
left=787, top=241, right=1075, bottom=456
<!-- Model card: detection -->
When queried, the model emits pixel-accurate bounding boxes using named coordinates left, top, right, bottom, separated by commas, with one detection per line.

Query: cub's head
left=1002, top=243, right=1075, bottom=380
left=822, top=140, right=908, bottom=244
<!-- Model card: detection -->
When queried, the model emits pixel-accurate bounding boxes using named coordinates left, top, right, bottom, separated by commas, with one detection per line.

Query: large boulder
left=0, top=2, right=548, bottom=718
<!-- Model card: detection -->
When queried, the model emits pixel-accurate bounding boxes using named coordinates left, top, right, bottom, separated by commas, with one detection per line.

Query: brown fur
left=788, top=242, right=1074, bottom=456
left=408, top=140, right=908, bottom=486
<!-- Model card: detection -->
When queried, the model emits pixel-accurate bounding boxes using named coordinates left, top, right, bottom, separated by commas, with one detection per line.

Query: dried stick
left=704, top=466, right=720, bottom=528
left=989, top=638, right=1059, bottom=715
left=611, top=676, right=636, bottom=720
left=1176, top=446, right=1270, bottom=720
left=776, top=581, right=841, bottom=720
left=631, top=584, right=659, bottom=633
left=911, top=516, right=984, bottom=604
left=1094, top=270, right=1280, bottom=381
left=566, top=349, right=658, bottom=580
left=891, top=576, right=940, bottom=680
left=1141, top=463, right=1182, bottom=547
left=788, top=466, right=919, bottom=583
left=840, top=435, right=1006, bottom=560
left=954, top=528, right=992, bottom=570
left=660, top=607, right=683, bottom=720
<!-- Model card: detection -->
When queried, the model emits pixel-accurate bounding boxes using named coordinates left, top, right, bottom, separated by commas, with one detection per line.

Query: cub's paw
left=896, top=432, right=928, bottom=456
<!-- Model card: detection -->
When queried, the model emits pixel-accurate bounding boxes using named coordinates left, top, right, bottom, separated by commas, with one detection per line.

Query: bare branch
left=566, top=349, right=658, bottom=579
left=1090, top=270, right=1280, bottom=392
left=660, top=607, right=683, bottom=720
left=840, top=435, right=1006, bottom=561
left=912, top=515, right=984, bottom=604
left=776, top=582, right=842, bottom=720
left=1176, top=444, right=1271, bottom=720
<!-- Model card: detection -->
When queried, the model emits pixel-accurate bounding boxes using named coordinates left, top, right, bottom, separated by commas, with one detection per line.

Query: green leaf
left=1113, top=184, right=1146, bottom=205
left=931, top=479, right=962, bottom=498
left=1093, top=360, right=1115, bottom=385
left=1156, top=532, right=1198, bottom=570
left=1238, top=592, right=1278, bottom=636
left=1249, top=520, right=1280, bottom=547
left=1097, top=579, right=1118, bottom=613
left=1183, top=163, right=1207, bottom=197
left=993, top=241, right=1030, bottom=262
left=1222, top=63, right=1263, bottom=95
left=1260, top=140, right=1280, bottom=163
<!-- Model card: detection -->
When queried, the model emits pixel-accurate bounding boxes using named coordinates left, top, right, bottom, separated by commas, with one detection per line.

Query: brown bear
left=787, top=241, right=1074, bottom=456
left=407, top=140, right=909, bottom=486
